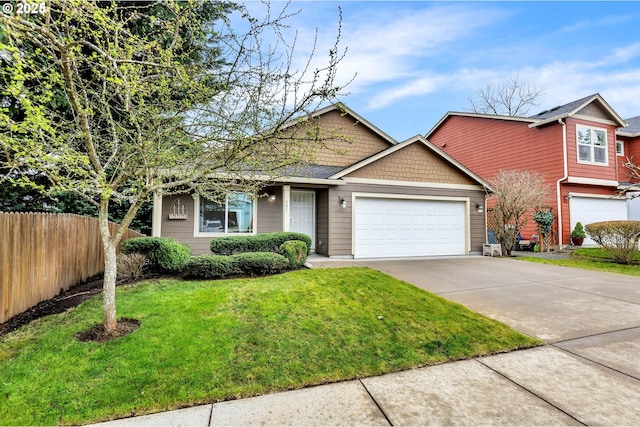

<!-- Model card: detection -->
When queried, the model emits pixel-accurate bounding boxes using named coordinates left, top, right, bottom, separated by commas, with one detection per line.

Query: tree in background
left=622, top=157, right=640, bottom=185
left=0, top=176, right=152, bottom=235
left=467, top=74, right=543, bottom=117
left=1, top=0, right=347, bottom=334
left=487, top=170, right=551, bottom=256
left=0, top=1, right=235, bottom=234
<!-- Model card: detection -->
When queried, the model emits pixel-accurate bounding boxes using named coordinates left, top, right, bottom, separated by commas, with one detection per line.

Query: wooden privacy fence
left=0, top=212, right=144, bottom=324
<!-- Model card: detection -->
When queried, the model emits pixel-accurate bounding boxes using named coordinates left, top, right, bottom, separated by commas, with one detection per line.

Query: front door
left=290, top=190, right=315, bottom=249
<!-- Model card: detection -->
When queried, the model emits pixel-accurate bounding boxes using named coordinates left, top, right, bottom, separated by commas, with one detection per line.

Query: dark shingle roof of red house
left=618, top=116, right=640, bottom=136
left=529, top=94, right=596, bottom=119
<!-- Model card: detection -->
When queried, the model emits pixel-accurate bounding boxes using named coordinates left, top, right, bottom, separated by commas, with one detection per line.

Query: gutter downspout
left=556, top=119, right=568, bottom=247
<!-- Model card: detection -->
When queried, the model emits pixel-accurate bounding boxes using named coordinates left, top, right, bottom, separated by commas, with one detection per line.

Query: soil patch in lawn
left=1, top=277, right=143, bottom=341
left=75, top=318, right=141, bottom=342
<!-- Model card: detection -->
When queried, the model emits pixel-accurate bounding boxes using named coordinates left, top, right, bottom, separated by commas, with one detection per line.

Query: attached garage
left=570, top=195, right=627, bottom=245
left=353, top=195, right=468, bottom=258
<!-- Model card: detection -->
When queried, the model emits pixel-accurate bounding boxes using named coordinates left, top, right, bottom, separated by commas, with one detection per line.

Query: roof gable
left=528, top=93, right=627, bottom=128
left=281, top=104, right=396, bottom=168
left=309, top=103, right=398, bottom=145
left=331, top=135, right=491, bottom=189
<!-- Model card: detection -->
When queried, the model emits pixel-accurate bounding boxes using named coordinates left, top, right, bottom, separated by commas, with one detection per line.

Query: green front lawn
left=519, top=248, right=640, bottom=275
left=0, top=267, right=540, bottom=425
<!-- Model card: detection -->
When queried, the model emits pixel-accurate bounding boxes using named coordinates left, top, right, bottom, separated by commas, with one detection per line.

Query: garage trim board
left=352, top=193, right=471, bottom=259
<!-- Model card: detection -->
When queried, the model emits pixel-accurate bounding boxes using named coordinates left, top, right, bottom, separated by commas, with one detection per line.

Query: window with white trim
left=616, top=140, right=624, bottom=157
left=198, top=192, right=254, bottom=234
left=576, top=125, right=608, bottom=165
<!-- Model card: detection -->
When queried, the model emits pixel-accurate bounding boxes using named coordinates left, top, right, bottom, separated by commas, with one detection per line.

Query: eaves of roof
left=329, top=134, right=494, bottom=193
left=425, top=111, right=537, bottom=139
left=617, top=116, right=640, bottom=137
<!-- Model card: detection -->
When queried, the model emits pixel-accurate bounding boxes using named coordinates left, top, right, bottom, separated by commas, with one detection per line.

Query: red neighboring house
left=618, top=115, right=640, bottom=221
left=426, top=93, right=640, bottom=247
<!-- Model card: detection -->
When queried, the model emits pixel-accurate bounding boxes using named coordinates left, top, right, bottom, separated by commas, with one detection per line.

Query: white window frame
left=194, top=192, right=257, bottom=237
left=616, top=140, right=624, bottom=157
left=576, top=124, right=608, bottom=166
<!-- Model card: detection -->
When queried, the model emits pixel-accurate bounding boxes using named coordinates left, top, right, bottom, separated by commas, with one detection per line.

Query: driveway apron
left=351, top=257, right=640, bottom=425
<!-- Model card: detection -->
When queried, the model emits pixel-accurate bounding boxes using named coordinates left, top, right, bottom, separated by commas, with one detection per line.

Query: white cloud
left=560, top=13, right=636, bottom=33
left=607, top=43, right=640, bottom=63
left=367, top=74, right=447, bottom=109
left=289, top=3, right=506, bottom=102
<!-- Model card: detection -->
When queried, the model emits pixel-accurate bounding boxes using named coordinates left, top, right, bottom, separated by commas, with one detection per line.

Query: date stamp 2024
left=2, top=2, right=47, bottom=15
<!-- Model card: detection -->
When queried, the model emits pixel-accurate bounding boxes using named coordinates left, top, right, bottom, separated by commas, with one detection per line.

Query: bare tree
left=487, top=170, right=552, bottom=256
left=623, top=157, right=640, bottom=186
left=467, top=75, right=543, bottom=117
left=1, top=1, right=348, bottom=335
left=616, top=157, right=640, bottom=203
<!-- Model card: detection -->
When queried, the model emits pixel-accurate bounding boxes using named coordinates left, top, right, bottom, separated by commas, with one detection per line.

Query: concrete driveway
left=308, top=256, right=640, bottom=424
left=332, top=256, right=640, bottom=345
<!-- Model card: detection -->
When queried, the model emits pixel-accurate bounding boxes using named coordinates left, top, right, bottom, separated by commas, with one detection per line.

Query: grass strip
left=0, top=267, right=540, bottom=425
left=518, top=248, right=640, bottom=276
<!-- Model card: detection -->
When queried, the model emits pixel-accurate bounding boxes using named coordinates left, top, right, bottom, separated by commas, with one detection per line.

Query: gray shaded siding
left=256, top=187, right=282, bottom=234
left=327, top=183, right=486, bottom=257
left=161, top=195, right=211, bottom=255
left=316, top=189, right=329, bottom=255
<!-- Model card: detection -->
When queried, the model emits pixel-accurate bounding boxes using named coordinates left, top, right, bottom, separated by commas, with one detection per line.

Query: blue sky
left=248, top=1, right=640, bottom=141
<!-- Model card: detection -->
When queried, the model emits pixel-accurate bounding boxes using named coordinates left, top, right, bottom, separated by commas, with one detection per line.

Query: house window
left=198, top=192, right=254, bottom=234
left=616, top=140, right=624, bottom=157
left=576, top=125, right=608, bottom=165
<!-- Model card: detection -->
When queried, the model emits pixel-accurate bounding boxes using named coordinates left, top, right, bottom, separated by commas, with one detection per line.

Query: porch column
left=152, top=191, right=162, bottom=237
left=282, top=185, right=291, bottom=231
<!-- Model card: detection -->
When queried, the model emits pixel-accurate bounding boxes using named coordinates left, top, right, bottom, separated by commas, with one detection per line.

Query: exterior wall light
left=475, top=203, right=484, bottom=213
left=340, top=198, right=347, bottom=209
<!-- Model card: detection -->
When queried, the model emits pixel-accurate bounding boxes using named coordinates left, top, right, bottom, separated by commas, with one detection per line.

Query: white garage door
left=354, top=197, right=466, bottom=258
left=570, top=196, right=627, bottom=245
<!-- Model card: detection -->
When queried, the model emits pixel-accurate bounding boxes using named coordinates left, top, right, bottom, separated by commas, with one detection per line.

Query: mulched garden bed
left=0, top=277, right=105, bottom=337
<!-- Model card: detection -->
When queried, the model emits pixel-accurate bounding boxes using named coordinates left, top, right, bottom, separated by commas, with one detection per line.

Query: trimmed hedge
left=183, top=252, right=290, bottom=279
left=231, top=252, right=290, bottom=276
left=279, top=240, right=308, bottom=267
left=121, top=237, right=191, bottom=273
left=210, top=232, right=312, bottom=256
left=183, top=255, right=239, bottom=279
left=585, top=220, right=640, bottom=265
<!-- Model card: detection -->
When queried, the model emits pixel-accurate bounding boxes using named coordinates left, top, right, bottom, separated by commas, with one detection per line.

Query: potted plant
left=571, top=222, right=586, bottom=246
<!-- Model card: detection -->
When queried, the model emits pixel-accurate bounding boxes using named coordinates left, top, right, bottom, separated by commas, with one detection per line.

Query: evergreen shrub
left=210, top=232, right=311, bottom=256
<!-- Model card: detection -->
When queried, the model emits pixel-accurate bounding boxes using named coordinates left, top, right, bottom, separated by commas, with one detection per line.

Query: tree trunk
left=98, top=205, right=118, bottom=334
left=102, top=240, right=118, bottom=333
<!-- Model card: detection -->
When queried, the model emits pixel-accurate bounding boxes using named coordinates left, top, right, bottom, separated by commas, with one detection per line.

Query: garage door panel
left=354, top=197, right=466, bottom=258
left=570, top=196, right=627, bottom=246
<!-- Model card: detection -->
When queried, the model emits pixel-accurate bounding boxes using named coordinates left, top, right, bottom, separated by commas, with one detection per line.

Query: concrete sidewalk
left=93, top=257, right=640, bottom=426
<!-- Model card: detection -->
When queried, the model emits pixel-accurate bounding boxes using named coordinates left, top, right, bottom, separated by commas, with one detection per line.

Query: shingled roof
left=527, top=93, right=627, bottom=128
left=529, top=94, right=596, bottom=119
left=618, top=116, right=640, bottom=136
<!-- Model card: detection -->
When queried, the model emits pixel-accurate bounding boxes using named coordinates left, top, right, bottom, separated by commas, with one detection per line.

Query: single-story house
left=152, top=104, right=492, bottom=258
